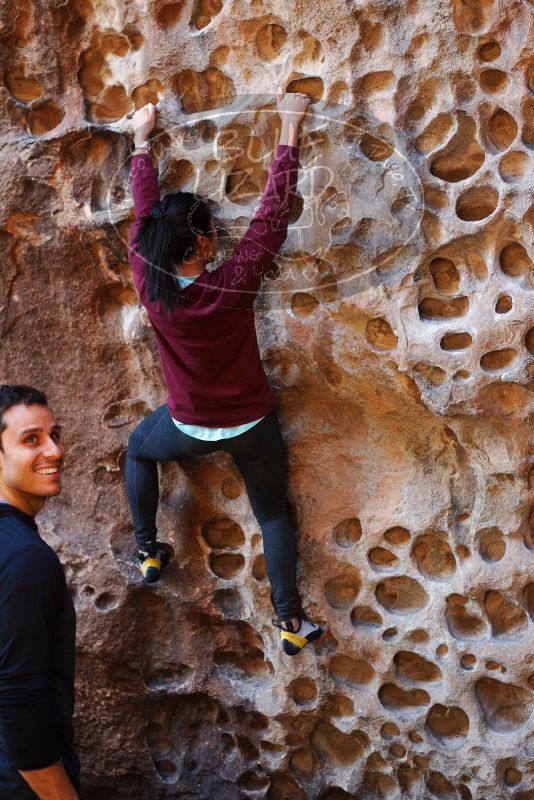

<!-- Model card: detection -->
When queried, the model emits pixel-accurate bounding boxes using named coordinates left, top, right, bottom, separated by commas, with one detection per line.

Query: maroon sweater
left=128, top=145, right=299, bottom=426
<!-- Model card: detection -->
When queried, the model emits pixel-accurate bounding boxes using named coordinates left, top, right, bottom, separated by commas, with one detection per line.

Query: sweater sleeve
left=219, top=144, right=299, bottom=297
left=128, top=153, right=161, bottom=276
left=0, top=546, right=63, bottom=770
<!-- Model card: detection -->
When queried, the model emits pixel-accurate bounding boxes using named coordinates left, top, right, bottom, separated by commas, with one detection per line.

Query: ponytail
left=133, top=192, right=213, bottom=312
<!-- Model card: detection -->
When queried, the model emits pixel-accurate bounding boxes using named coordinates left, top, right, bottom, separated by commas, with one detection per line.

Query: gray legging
left=125, top=405, right=301, bottom=621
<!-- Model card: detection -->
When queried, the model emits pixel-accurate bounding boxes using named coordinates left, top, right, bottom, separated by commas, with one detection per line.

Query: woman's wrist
left=134, top=133, right=151, bottom=149
left=279, top=119, right=300, bottom=147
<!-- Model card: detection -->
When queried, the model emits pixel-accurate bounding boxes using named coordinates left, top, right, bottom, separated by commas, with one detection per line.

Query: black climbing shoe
left=138, top=542, right=175, bottom=584
left=273, top=617, right=323, bottom=656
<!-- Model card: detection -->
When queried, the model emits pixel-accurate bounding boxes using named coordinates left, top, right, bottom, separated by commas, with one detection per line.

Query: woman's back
left=128, top=146, right=299, bottom=425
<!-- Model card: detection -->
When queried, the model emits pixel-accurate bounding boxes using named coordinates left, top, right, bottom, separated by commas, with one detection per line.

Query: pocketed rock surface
left=0, top=0, right=533, bottom=798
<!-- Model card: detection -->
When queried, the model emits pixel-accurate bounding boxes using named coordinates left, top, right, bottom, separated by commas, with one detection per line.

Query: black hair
left=133, top=192, right=213, bottom=312
left=0, top=384, right=48, bottom=450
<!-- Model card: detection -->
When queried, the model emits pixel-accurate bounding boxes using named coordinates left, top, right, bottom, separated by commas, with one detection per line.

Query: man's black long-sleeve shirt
left=0, top=503, right=79, bottom=786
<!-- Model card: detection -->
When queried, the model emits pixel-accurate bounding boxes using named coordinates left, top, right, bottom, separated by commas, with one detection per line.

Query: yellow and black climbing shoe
left=273, top=618, right=323, bottom=656
left=138, top=542, right=175, bottom=584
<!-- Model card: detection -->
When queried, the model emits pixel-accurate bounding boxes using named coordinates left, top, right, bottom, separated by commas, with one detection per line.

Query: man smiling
left=0, top=385, right=80, bottom=799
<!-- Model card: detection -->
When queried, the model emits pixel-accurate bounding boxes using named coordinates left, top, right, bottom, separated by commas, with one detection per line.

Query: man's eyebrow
left=19, top=424, right=62, bottom=436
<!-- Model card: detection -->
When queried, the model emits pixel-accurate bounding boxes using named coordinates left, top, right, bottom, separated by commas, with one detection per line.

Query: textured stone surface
left=0, top=0, right=533, bottom=798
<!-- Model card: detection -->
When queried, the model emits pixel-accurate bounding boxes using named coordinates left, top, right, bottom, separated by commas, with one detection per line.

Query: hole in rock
left=445, top=597, right=487, bottom=640
left=425, top=703, right=469, bottom=743
left=480, top=348, right=517, bottom=372
left=412, top=363, right=447, bottom=386
left=255, top=23, right=287, bottom=60
left=226, top=164, right=266, bottom=206
left=411, top=533, right=457, bottom=581
left=466, top=251, right=489, bottom=280
left=525, top=327, right=534, bottom=355
left=440, top=332, right=472, bottom=351
left=145, top=664, right=191, bottom=689
left=289, top=748, right=315, bottom=775
left=288, top=677, right=317, bottom=706
left=174, top=68, right=236, bottom=113
left=430, top=113, right=484, bottom=182
left=484, top=590, right=528, bottom=638
left=430, top=257, right=460, bottom=292
left=375, top=575, right=429, bottom=614
left=478, top=41, right=501, bottom=61
left=477, top=527, right=506, bottom=562
left=286, top=76, right=324, bottom=103
left=191, top=0, right=222, bottom=29
left=522, top=97, right=534, bottom=148
left=499, top=150, right=530, bottom=182
left=125, top=27, right=144, bottom=49
left=252, top=554, right=266, bottom=581
left=350, top=605, right=383, bottom=628
left=89, top=85, right=132, bottom=123
left=394, top=651, right=442, bottom=683
left=156, top=2, right=184, bottom=27
left=378, top=682, right=430, bottom=712
left=294, top=30, right=324, bottom=67
left=384, top=526, right=410, bottom=545
left=333, top=517, right=362, bottom=547
left=361, top=70, right=396, bottom=94
left=94, top=592, right=118, bottom=611
left=212, top=588, right=242, bottom=617
left=325, top=568, right=361, bottom=610
left=453, top=369, right=471, bottom=381
left=479, top=69, right=509, bottom=94
left=209, top=552, right=245, bottom=578
left=329, top=655, right=375, bottom=689
left=132, top=79, right=164, bottom=107
left=495, top=294, right=513, bottom=314
left=499, top=243, right=533, bottom=278
left=201, top=517, right=245, bottom=549
left=102, top=398, right=151, bottom=428
left=95, top=285, right=137, bottom=316
left=418, top=296, right=469, bottom=320
left=479, top=381, right=531, bottom=416
left=365, top=317, right=397, bottom=350
left=221, top=476, right=240, bottom=499
left=453, top=0, right=495, bottom=33
left=4, top=70, right=43, bottom=101
left=239, top=771, right=270, bottom=790
left=266, top=772, right=306, bottom=800
left=291, top=292, right=319, bottom=317
left=155, top=759, right=176, bottom=780
left=367, top=547, right=399, bottom=571
left=162, top=158, right=196, bottom=192
left=415, top=113, right=455, bottom=154
left=455, top=185, right=498, bottom=221
left=27, top=101, right=64, bottom=134
left=485, top=108, right=518, bottom=152
left=310, top=720, right=367, bottom=765
left=214, top=646, right=272, bottom=682
left=360, top=132, right=394, bottom=161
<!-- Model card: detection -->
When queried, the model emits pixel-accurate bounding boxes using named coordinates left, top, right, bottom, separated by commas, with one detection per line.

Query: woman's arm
left=128, top=104, right=160, bottom=275
left=221, top=92, right=310, bottom=296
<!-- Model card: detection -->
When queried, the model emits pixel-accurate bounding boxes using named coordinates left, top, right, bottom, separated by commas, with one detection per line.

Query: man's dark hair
left=133, top=191, right=213, bottom=313
left=0, top=385, right=48, bottom=448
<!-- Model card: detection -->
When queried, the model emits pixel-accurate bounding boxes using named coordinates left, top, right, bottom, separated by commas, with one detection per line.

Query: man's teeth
left=35, top=467, right=60, bottom=474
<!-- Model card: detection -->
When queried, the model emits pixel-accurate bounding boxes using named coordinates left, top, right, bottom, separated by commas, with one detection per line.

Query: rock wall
left=1, top=0, right=534, bottom=798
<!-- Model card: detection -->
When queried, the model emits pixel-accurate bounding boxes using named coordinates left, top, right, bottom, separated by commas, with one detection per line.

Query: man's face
left=0, top=404, right=64, bottom=509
